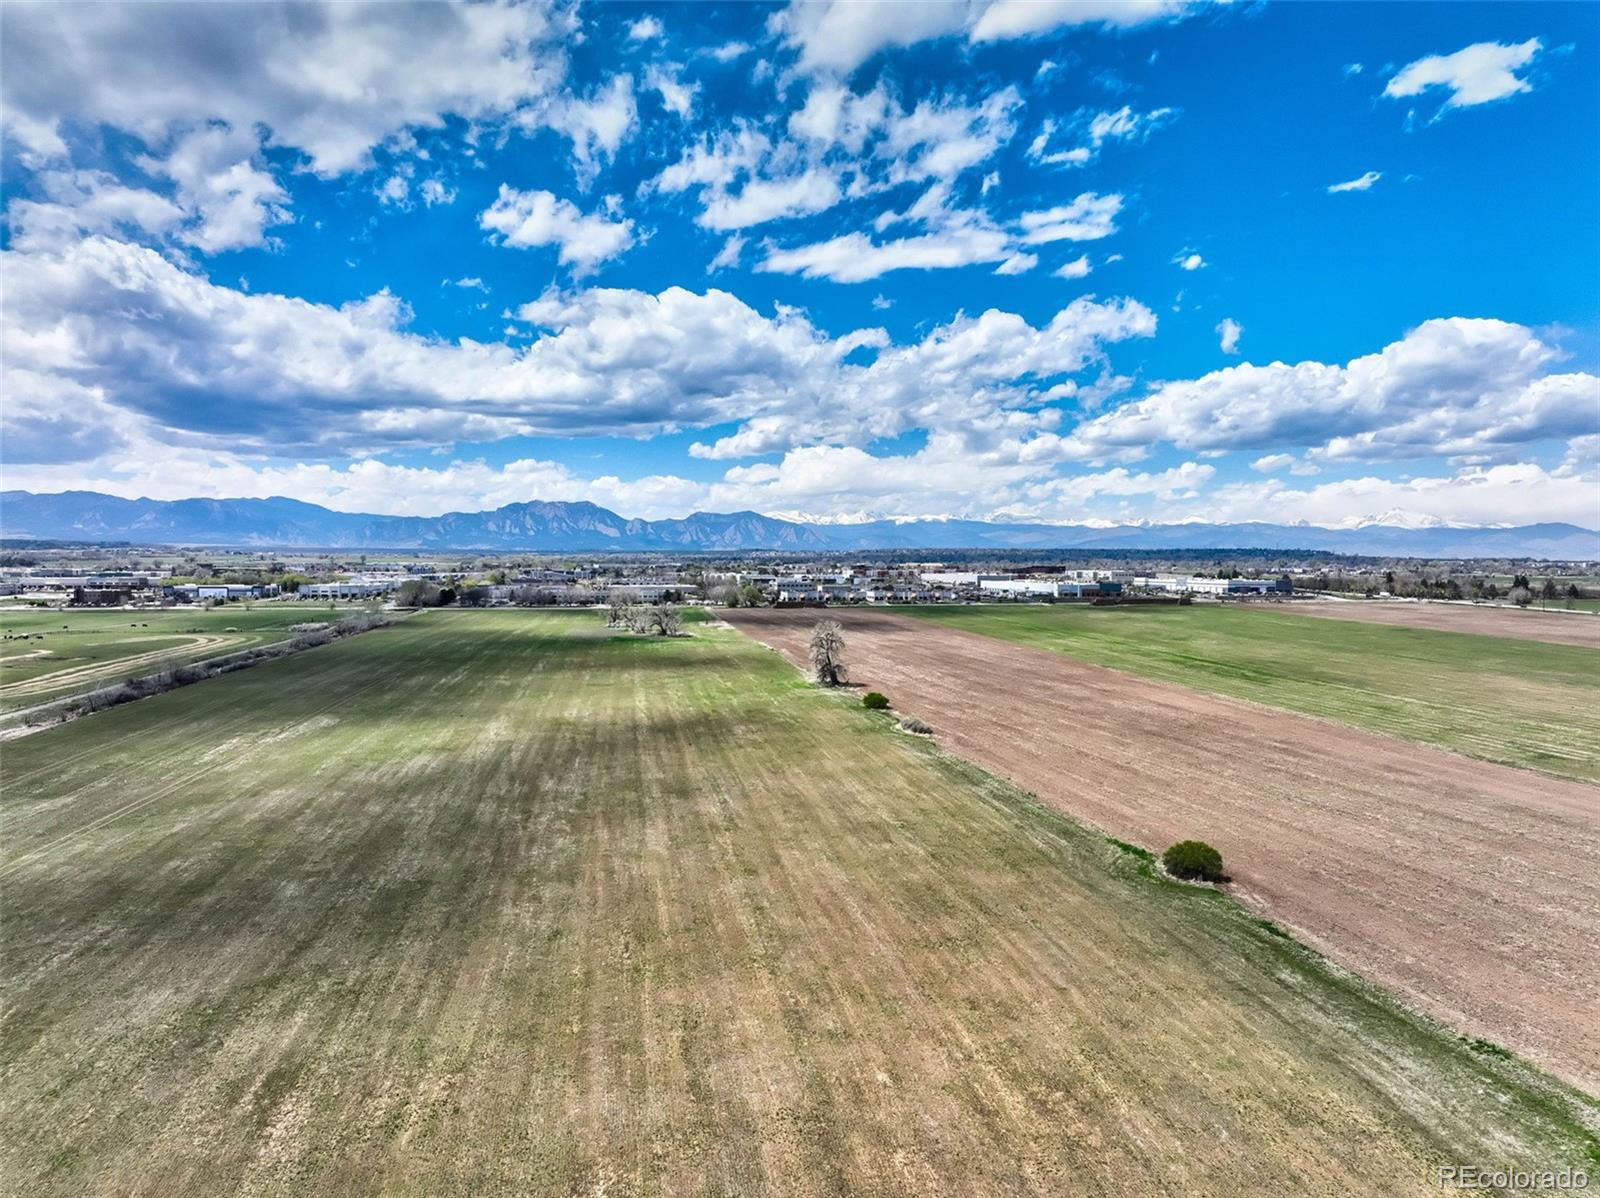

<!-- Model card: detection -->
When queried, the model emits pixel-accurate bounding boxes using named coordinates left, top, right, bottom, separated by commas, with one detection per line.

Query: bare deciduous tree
left=647, top=604, right=682, bottom=636
left=607, top=594, right=683, bottom=636
left=809, top=619, right=846, bottom=686
left=606, top=589, right=639, bottom=627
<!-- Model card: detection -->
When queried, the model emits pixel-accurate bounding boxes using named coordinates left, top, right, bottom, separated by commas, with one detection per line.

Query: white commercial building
left=299, top=576, right=404, bottom=599
left=605, top=582, right=695, bottom=603
left=920, top=571, right=1013, bottom=588
left=775, top=579, right=856, bottom=603
left=979, top=579, right=1120, bottom=599
left=1060, top=569, right=1138, bottom=582
left=1134, top=575, right=1287, bottom=595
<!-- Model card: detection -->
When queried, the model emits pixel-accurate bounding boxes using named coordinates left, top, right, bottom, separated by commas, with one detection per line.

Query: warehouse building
left=920, top=571, right=1014, bottom=588
left=298, top=577, right=402, bottom=600
left=1134, top=575, right=1290, bottom=595
left=978, top=579, right=1123, bottom=599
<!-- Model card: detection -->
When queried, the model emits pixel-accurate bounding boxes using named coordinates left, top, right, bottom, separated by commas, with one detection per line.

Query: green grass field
left=903, top=604, right=1600, bottom=782
left=2, top=610, right=1594, bottom=1194
left=0, top=606, right=341, bottom=712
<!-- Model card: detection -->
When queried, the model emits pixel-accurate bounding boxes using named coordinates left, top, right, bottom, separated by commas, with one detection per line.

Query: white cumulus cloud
left=479, top=186, right=635, bottom=272
left=1054, top=255, right=1092, bottom=280
left=0, top=0, right=573, bottom=174
left=1216, top=318, right=1242, bottom=354
left=2, top=236, right=1157, bottom=467
left=627, top=16, right=664, bottom=42
left=1065, top=317, right=1600, bottom=463
left=1386, top=39, right=1543, bottom=110
left=770, top=0, right=1201, bottom=75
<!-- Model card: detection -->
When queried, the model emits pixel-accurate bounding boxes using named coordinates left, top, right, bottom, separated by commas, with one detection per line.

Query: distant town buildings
left=0, top=554, right=1295, bottom=611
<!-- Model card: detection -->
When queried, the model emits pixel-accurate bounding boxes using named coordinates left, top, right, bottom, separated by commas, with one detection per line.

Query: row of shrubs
left=29, top=612, right=389, bottom=726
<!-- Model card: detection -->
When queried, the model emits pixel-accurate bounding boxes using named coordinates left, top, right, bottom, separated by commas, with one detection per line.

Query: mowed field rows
left=3, top=611, right=1595, bottom=1195
left=0, top=607, right=321, bottom=712
left=902, top=603, right=1600, bottom=781
left=726, top=608, right=1600, bottom=1093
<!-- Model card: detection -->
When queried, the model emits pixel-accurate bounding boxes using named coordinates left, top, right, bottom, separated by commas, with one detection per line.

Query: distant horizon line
left=5, top=489, right=1595, bottom=536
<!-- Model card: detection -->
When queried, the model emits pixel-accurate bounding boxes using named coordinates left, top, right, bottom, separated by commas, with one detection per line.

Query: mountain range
left=3, top=491, right=1596, bottom=559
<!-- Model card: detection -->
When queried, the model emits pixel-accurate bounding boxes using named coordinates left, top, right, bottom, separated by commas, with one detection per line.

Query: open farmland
left=0, top=607, right=321, bottom=712
left=900, top=602, right=1600, bottom=780
left=725, top=608, right=1600, bottom=1093
left=1269, top=598, right=1600, bottom=648
left=4, top=610, right=1596, bottom=1194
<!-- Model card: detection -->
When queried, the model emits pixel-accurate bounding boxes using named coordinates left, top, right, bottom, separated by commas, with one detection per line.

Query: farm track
left=726, top=608, right=1600, bottom=1093
left=1276, top=599, right=1600, bottom=648
left=0, top=634, right=245, bottom=699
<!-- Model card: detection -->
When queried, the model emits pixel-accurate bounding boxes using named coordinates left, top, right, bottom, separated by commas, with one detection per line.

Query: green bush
left=862, top=691, right=890, bottom=710
left=1162, top=840, right=1226, bottom=882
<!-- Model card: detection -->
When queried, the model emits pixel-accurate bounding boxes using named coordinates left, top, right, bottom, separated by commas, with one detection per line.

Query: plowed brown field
left=1277, top=599, right=1600, bottom=648
left=726, top=608, right=1600, bottom=1094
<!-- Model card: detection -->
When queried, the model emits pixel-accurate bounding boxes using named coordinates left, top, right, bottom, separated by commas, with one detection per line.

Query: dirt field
left=1277, top=599, right=1600, bottom=648
left=905, top=602, right=1599, bottom=781
left=6, top=611, right=1597, bottom=1193
left=726, top=608, right=1600, bottom=1094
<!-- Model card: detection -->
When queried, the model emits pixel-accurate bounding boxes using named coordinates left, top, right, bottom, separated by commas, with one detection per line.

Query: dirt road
left=1274, top=599, right=1600, bottom=648
left=726, top=608, right=1600, bottom=1093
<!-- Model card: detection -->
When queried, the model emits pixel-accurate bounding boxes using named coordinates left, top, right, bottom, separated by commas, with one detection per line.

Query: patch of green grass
left=2, top=610, right=1595, bottom=1194
left=901, top=604, right=1600, bottom=781
left=0, top=606, right=344, bottom=711
left=1105, top=836, right=1155, bottom=862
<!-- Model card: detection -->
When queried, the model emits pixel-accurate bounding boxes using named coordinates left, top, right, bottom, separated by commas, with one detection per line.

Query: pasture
left=0, top=606, right=330, bottom=712
left=902, top=602, right=1600, bottom=781
left=2, top=610, right=1595, bottom=1195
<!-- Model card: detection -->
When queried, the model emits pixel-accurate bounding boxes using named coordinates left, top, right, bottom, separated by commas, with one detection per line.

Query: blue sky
left=2, top=0, right=1597, bottom=528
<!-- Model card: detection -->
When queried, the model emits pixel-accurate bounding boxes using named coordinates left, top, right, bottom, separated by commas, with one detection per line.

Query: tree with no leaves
left=646, top=604, right=682, bottom=636
left=809, top=619, right=846, bottom=686
left=606, top=589, right=638, bottom=627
